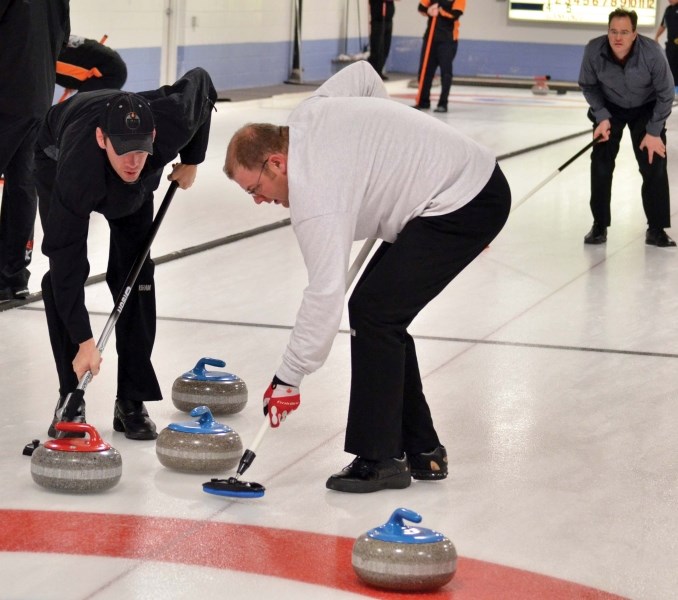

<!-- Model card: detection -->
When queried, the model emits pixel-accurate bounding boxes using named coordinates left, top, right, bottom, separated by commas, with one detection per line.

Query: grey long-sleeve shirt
left=276, top=61, right=496, bottom=386
left=578, top=34, right=675, bottom=136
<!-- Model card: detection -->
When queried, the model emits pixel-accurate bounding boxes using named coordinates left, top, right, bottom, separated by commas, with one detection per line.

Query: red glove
left=263, top=376, right=300, bottom=428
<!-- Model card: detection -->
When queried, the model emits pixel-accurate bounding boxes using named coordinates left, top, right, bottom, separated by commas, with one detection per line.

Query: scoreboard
left=508, top=0, right=658, bottom=26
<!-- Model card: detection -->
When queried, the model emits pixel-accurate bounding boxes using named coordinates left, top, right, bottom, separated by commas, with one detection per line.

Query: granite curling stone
left=531, top=76, right=550, bottom=96
left=30, top=422, right=122, bottom=493
left=156, top=405, right=243, bottom=473
left=352, top=507, right=457, bottom=592
left=172, top=357, right=248, bottom=415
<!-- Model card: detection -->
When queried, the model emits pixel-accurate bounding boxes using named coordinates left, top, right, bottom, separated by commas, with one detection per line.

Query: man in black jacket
left=0, top=0, right=70, bottom=301
left=35, top=67, right=217, bottom=440
left=655, top=0, right=678, bottom=88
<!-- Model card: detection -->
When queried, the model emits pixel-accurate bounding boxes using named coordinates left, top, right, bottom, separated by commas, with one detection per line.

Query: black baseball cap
left=100, top=92, right=155, bottom=155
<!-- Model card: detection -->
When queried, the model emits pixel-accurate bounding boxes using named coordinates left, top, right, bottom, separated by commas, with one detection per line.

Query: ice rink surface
left=1, top=76, right=677, bottom=599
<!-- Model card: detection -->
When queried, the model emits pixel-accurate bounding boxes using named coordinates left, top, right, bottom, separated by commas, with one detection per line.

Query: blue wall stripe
left=54, top=38, right=586, bottom=99
left=389, top=37, right=586, bottom=82
left=53, top=46, right=162, bottom=102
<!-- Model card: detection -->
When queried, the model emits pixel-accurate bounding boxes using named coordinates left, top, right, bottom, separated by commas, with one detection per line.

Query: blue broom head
left=202, top=476, right=265, bottom=498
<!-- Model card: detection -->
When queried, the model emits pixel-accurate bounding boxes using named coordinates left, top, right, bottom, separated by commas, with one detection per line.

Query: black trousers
left=38, top=171, right=161, bottom=403
left=589, top=102, right=670, bottom=229
left=418, top=37, right=458, bottom=109
left=665, top=42, right=678, bottom=85
left=368, top=19, right=393, bottom=76
left=345, top=164, right=511, bottom=460
left=0, top=115, right=40, bottom=288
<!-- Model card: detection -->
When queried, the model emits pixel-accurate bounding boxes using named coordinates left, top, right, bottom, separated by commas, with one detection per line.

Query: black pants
left=418, top=36, right=458, bottom=109
left=589, top=102, right=670, bottom=229
left=0, top=115, right=40, bottom=288
left=368, top=19, right=393, bottom=76
left=345, top=164, right=511, bottom=460
left=665, top=41, right=678, bottom=85
left=37, top=167, right=161, bottom=403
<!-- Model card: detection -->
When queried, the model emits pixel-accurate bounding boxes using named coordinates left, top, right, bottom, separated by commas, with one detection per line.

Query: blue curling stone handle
left=167, top=405, right=235, bottom=434
left=366, top=508, right=446, bottom=544
left=181, top=357, right=239, bottom=382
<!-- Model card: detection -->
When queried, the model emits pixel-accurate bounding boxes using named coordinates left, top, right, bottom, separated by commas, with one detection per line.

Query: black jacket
left=0, top=0, right=70, bottom=117
left=38, top=67, right=217, bottom=343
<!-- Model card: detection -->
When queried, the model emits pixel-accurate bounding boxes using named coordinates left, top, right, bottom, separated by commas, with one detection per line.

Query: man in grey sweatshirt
left=579, top=8, right=675, bottom=247
left=224, top=61, right=511, bottom=493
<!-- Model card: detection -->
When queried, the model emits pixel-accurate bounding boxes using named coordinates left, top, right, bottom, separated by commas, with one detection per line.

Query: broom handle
left=72, top=182, right=180, bottom=396
left=347, top=238, right=376, bottom=287
left=511, top=135, right=602, bottom=212
left=242, top=238, right=378, bottom=466
left=416, top=15, right=437, bottom=106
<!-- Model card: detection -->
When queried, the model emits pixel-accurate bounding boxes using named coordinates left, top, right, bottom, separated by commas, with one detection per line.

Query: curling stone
left=30, top=422, right=122, bottom=493
left=172, top=357, right=247, bottom=415
left=531, top=75, right=550, bottom=96
left=352, top=507, right=457, bottom=592
left=156, top=405, right=243, bottom=473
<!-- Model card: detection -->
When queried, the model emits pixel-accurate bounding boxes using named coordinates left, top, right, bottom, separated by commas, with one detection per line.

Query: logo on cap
left=100, top=92, right=155, bottom=156
left=125, top=112, right=141, bottom=130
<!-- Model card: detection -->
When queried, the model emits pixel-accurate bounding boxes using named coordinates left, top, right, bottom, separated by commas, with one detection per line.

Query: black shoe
left=584, top=222, right=607, bottom=244
left=12, top=285, right=29, bottom=299
left=47, top=394, right=86, bottom=438
left=0, top=271, right=29, bottom=300
left=413, top=104, right=430, bottom=110
left=0, top=285, right=30, bottom=301
left=0, top=273, right=11, bottom=302
left=113, top=398, right=158, bottom=440
left=645, top=228, right=676, bottom=247
left=325, top=455, right=411, bottom=493
left=434, top=106, right=448, bottom=113
left=409, top=445, right=448, bottom=480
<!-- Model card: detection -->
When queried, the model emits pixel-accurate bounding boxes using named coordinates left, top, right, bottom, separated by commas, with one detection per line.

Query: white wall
left=68, top=0, right=371, bottom=48
left=394, top=0, right=661, bottom=43
left=68, top=0, right=165, bottom=48
left=66, top=0, right=664, bottom=88
left=68, top=0, right=664, bottom=57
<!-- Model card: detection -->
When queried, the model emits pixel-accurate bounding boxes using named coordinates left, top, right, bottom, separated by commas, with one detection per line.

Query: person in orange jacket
left=413, top=0, right=465, bottom=113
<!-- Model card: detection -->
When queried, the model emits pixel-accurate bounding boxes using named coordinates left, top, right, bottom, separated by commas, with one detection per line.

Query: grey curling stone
left=156, top=405, right=243, bottom=473
left=352, top=507, right=457, bottom=592
left=30, top=422, right=122, bottom=493
left=172, top=357, right=248, bottom=415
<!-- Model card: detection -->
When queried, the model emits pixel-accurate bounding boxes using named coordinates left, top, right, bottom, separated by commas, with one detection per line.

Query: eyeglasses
left=608, top=29, right=633, bottom=37
left=246, top=158, right=269, bottom=196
